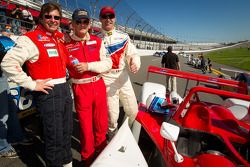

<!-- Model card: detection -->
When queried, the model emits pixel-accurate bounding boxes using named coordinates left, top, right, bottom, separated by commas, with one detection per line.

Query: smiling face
left=100, top=14, right=116, bottom=31
left=40, top=9, right=61, bottom=33
left=72, top=18, right=90, bottom=38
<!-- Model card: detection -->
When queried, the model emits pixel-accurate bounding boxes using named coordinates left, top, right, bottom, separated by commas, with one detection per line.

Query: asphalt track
left=0, top=54, right=238, bottom=167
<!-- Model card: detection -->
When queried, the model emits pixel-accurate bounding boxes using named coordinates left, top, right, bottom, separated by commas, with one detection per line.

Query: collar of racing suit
left=101, top=28, right=115, bottom=36
left=36, top=24, right=64, bottom=39
left=70, top=32, right=90, bottom=41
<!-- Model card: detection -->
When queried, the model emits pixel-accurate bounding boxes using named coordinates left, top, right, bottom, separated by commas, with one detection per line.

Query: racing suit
left=97, top=29, right=141, bottom=133
left=1, top=25, right=73, bottom=166
left=65, top=33, right=112, bottom=160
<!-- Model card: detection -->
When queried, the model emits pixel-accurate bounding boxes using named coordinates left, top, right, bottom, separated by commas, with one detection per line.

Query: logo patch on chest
left=86, top=40, right=97, bottom=45
left=68, top=47, right=79, bottom=52
left=38, top=34, right=50, bottom=41
left=44, top=43, right=55, bottom=47
left=47, top=49, right=58, bottom=57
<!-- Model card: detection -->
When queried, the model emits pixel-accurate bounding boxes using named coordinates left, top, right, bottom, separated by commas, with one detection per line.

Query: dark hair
left=39, top=2, right=62, bottom=21
left=167, top=46, right=173, bottom=52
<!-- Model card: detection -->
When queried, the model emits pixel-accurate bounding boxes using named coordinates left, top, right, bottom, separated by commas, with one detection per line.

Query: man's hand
left=129, top=57, right=138, bottom=74
left=64, top=33, right=71, bottom=43
left=34, top=78, right=54, bottom=94
left=74, top=62, right=88, bottom=73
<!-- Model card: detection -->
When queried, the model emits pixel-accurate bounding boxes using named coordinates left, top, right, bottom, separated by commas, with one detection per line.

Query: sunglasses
left=75, top=19, right=90, bottom=25
left=44, top=15, right=61, bottom=20
left=101, top=14, right=115, bottom=19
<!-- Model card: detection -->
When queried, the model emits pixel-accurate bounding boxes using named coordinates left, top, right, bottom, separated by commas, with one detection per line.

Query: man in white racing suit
left=98, top=6, right=141, bottom=139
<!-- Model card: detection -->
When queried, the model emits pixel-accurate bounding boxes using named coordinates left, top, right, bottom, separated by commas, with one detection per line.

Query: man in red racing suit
left=1, top=3, right=73, bottom=166
left=65, top=9, right=112, bottom=165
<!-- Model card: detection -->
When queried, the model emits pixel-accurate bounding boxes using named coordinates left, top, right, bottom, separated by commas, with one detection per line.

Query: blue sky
left=126, top=0, right=250, bottom=43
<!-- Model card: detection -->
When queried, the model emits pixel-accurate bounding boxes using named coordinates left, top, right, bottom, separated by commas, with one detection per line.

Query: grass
left=205, top=46, right=250, bottom=71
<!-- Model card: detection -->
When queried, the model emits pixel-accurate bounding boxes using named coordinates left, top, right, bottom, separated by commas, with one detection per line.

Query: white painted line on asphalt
left=152, top=58, right=161, bottom=61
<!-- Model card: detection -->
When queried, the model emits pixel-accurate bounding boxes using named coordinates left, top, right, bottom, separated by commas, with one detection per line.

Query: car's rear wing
left=147, top=66, right=248, bottom=95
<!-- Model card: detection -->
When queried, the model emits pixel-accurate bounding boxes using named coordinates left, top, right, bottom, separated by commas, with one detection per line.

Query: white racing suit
left=97, top=29, right=141, bottom=132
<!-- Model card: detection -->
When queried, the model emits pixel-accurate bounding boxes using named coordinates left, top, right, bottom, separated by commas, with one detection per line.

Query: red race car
left=136, top=66, right=250, bottom=167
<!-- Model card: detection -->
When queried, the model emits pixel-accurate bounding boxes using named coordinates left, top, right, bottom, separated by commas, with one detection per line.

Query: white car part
left=160, top=122, right=183, bottom=163
left=91, top=118, right=148, bottom=167
left=170, top=91, right=183, bottom=105
left=223, top=98, right=250, bottom=123
left=132, top=82, right=166, bottom=143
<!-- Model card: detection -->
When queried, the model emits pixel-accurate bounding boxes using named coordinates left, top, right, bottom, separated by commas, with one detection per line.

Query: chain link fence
left=2, top=0, right=177, bottom=50
left=42, top=0, right=177, bottom=49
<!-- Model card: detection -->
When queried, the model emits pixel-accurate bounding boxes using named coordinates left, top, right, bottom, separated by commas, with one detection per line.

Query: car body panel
left=0, top=36, right=37, bottom=119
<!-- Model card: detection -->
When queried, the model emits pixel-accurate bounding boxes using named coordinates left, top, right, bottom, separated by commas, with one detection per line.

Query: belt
left=71, top=75, right=101, bottom=84
left=36, top=77, right=66, bottom=85
left=109, top=69, right=123, bottom=73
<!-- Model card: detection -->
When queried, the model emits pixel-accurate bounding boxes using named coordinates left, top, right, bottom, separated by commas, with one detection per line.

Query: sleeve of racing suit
left=87, top=41, right=112, bottom=73
left=126, top=36, right=141, bottom=70
left=1, top=36, right=39, bottom=90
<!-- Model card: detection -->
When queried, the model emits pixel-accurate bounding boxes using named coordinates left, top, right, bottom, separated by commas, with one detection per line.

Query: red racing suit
left=1, top=25, right=73, bottom=166
left=1, top=25, right=68, bottom=89
left=65, top=33, right=112, bottom=160
left=97, top=29, right=141, bottom=132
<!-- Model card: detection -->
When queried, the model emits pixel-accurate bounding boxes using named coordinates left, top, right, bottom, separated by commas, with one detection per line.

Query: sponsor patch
left=86, top=40, right=97, bottom=45
left=45, top=32, right=52, bottom=36
left=47, top=49, right=58, bottom=57
left=69, top=47, right=79, bottom=52
left=44, top=43, right=55, bottom=47
left=106, top=53, right=111, bottom=57
left=114, top=37, right=124, bottom=40
left=74, top=42, right=80, bottom=47
left=38, top=34, right=50, bottom=41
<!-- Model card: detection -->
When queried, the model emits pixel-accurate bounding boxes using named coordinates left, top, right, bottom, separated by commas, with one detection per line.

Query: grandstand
left=0, top=0, right=225, bottom=50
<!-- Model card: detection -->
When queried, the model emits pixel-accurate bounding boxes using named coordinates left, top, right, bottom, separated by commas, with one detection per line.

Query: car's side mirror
left=160, top=122, right=184, bottom=163
left=160, top=122, right=180, bottom=141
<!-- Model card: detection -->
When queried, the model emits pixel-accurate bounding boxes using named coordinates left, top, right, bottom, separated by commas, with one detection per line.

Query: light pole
left=75, top=0, right=79, bottom=8
left=139, top=24, right=148, bottom=48
left=133, top=19, right=142, bottom=43
left=158, top=34, right=163, bottom=50
left=144, top=26, right=154, bottom=49
left=150, top=30, right=157, bottom=50
left=89, top=0, right=99, bottom=34
left=162, top=34, right=167, bottom=50
left=116, top=13, right=125, bottom=31
left=124, top=11, right=135, bottom=33
left=89, top=0, right=99, bottom=19
left=111, top=0, right=122, bottom=30
left=64, top=0, right=68, bottom=9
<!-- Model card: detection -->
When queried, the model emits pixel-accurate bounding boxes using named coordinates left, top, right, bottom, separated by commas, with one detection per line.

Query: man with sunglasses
left=65, top=9, right=112, bottom=166
left=1, top=3, right=73, bottom=167
left=97, top=6, right=141, bottom=140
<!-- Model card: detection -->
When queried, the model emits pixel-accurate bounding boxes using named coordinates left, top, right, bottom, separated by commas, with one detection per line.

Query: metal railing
left=1, top=0, right=178, bottom=50
left=0, top=14, right=35, bottom=35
